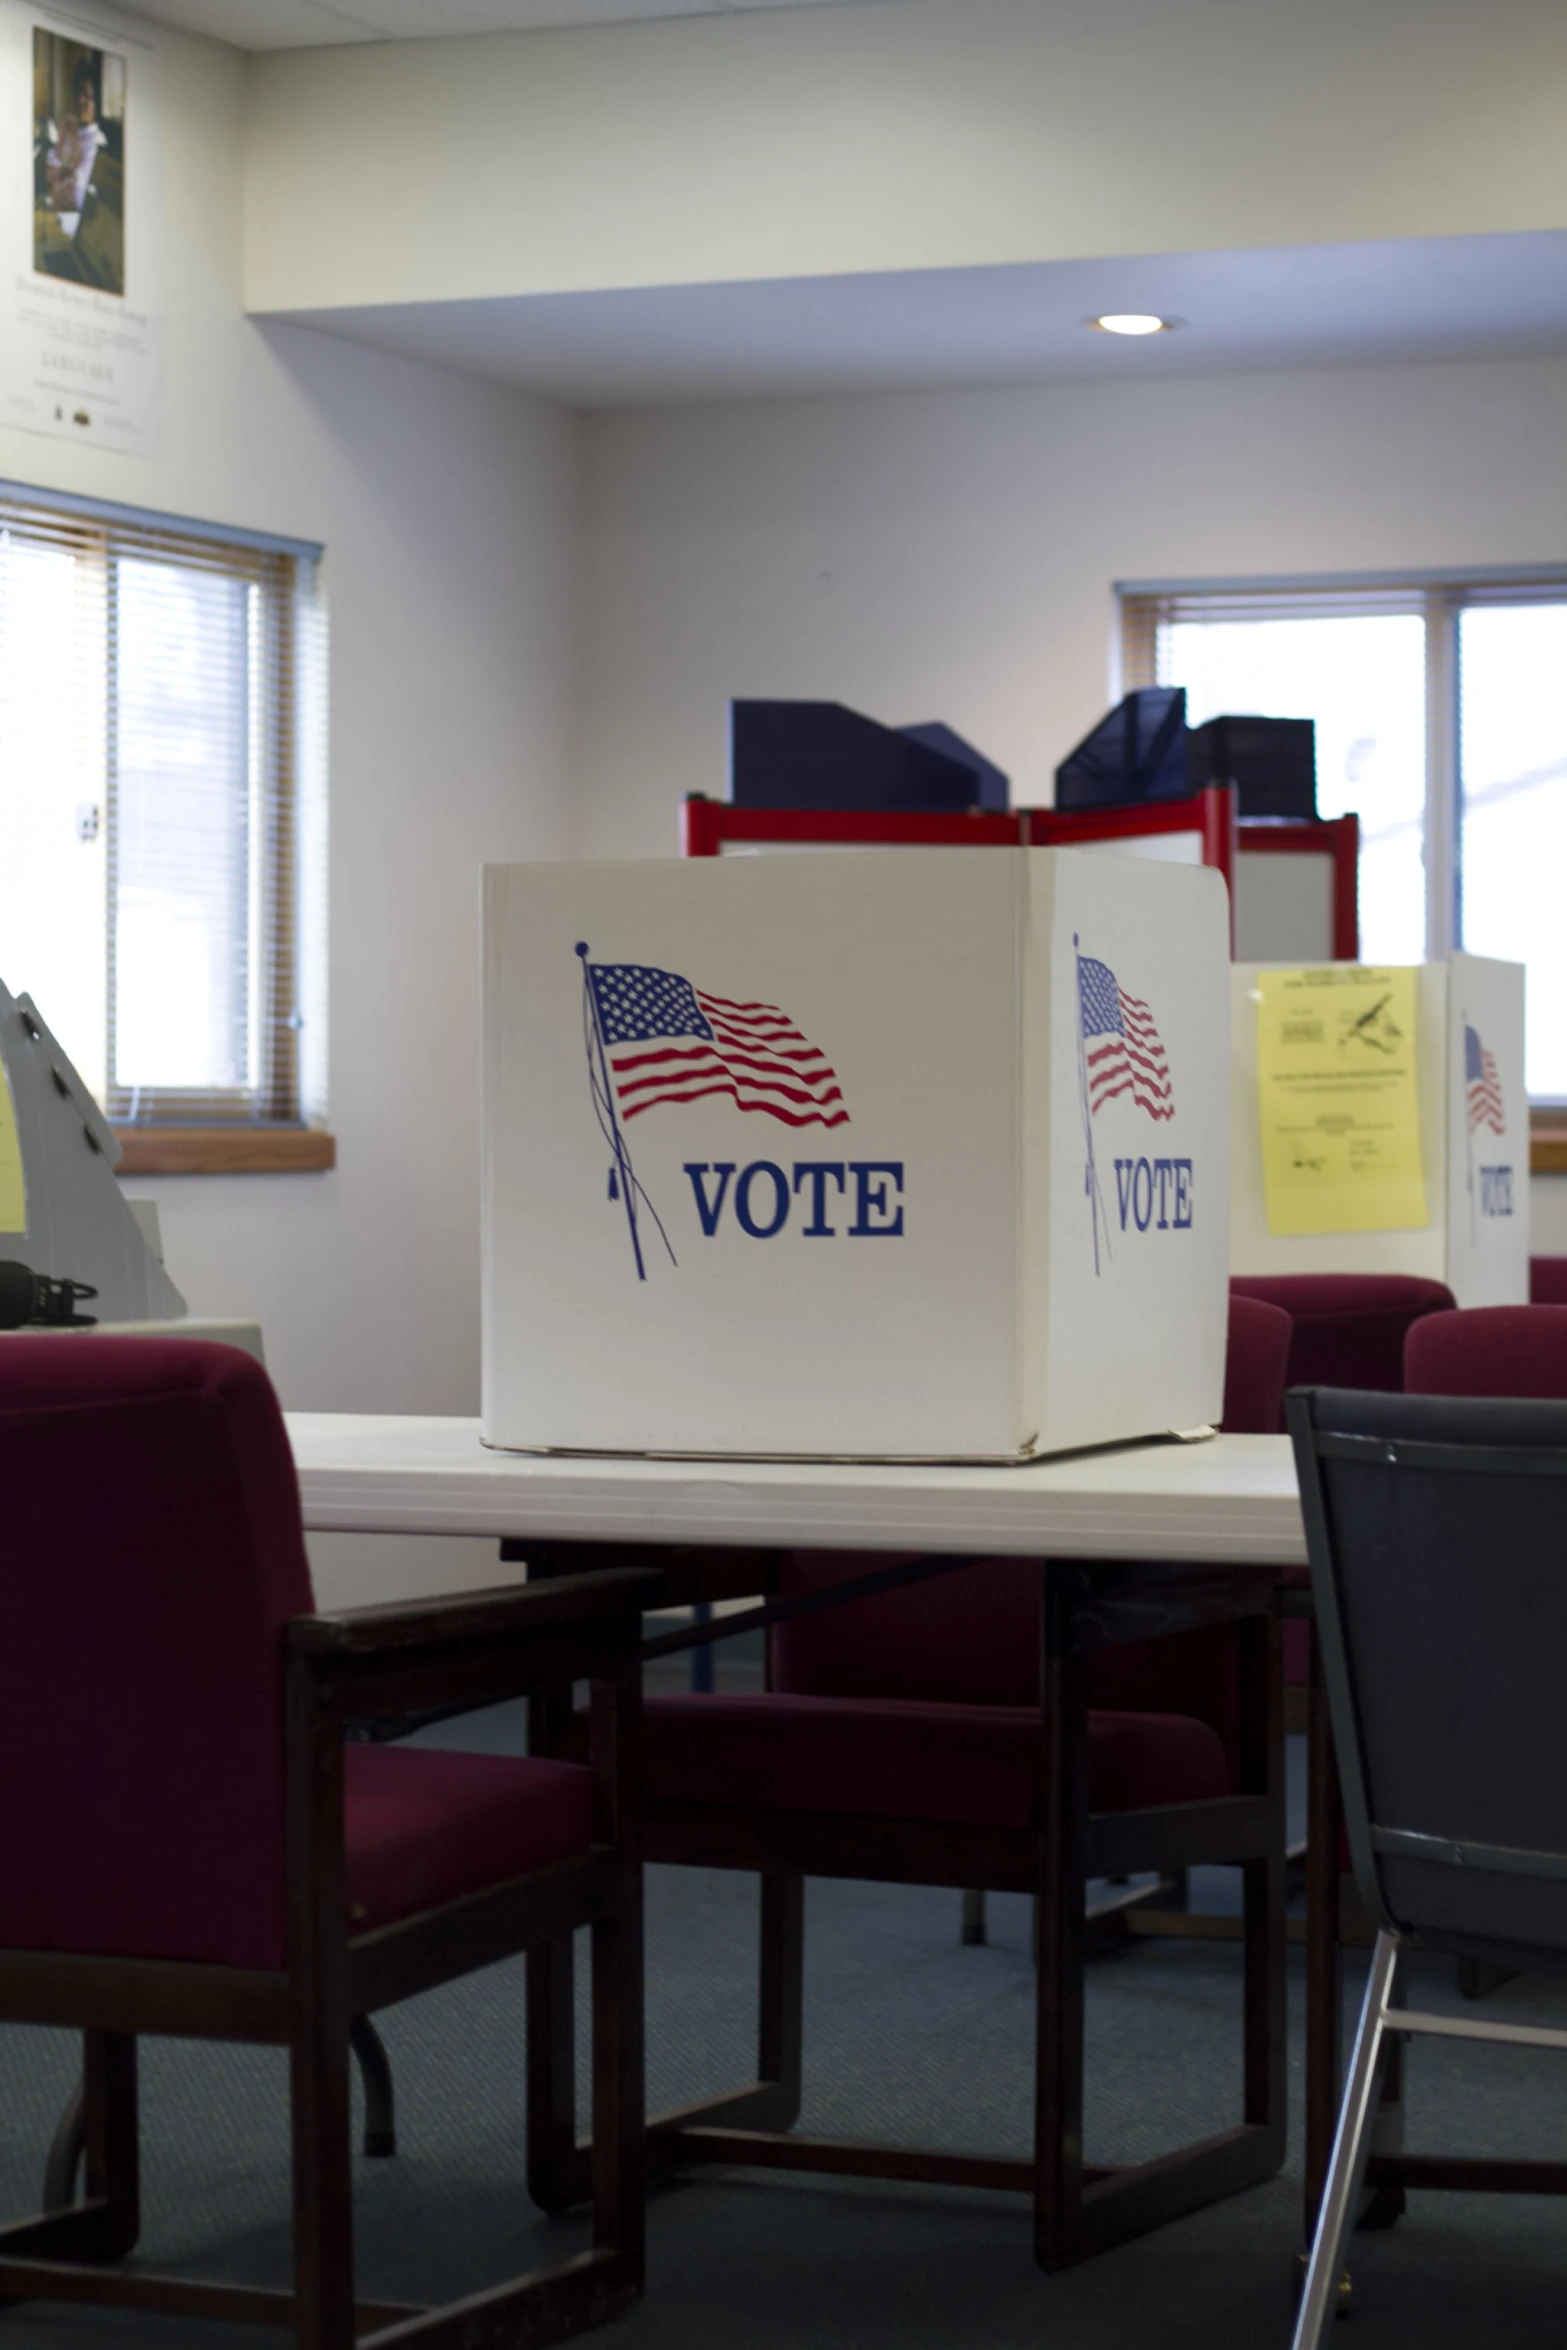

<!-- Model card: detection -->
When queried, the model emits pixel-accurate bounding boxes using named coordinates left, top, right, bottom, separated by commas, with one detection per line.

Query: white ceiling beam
left=241, top=0, right=1567, bottom=317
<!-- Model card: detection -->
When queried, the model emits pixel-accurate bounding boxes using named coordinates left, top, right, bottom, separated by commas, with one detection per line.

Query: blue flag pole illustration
left=1464, top=1007, right=1477, bottom=1247
left=579, top=940, right=647, bottom=1280
left=578, top=944, right=679, bottom=1282
left=1075, top=934, right=1110, bottom=1276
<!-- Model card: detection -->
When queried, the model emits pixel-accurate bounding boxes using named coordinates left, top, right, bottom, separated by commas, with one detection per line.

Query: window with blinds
left=1119, top=571, right=1567, bottom=1101
left=0, top=484, right=325, bottom=1128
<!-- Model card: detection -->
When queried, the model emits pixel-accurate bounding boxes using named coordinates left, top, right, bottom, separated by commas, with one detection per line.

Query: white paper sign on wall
left=0, top=0, right=163, bottom=455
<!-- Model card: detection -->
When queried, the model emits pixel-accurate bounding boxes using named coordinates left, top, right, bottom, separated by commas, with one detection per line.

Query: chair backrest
left=1406, top=1304, right=1567, bottom=1399
left=1288, top=1383, right=1567, bottom=1976
left=1531, top=1256, right=1567, bottom=1307
left=0, top=1338, right=315, bottom=1969
left=1221, top=1294, right=1293, bottom=1434
left=1231, top=1272, right=1454, bottom=1394
left=771, top=1292, right=1291, bottom=1708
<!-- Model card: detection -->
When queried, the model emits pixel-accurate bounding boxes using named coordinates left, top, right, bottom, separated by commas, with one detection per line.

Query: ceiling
left=122, top=0, right=910, bottom=50
left=270, top=232, right=1567, bottom=409
left=124, top=0, right=1567, bottom=405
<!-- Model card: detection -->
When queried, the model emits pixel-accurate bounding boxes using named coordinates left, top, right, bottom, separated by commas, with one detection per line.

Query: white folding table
left=283, top=1412, right=1336, bottom=2253
left=284, top=1416, right=1307, bottom=1573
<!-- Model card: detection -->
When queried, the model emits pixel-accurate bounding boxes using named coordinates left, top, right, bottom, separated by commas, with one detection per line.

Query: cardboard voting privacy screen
left=482, top=849, right=1232, bottom=1461
left=1230, top=953, right=1527, bottom=1306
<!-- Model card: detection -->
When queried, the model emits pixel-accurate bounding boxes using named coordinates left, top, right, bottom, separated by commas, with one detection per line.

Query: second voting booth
left=483, top=848, right=1233, bottom=1461
left=1230, top=954, right=1528, bottom=1305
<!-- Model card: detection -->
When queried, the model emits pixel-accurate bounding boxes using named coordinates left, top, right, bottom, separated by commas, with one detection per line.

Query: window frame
left=0, top=480, right=330, bottom=1175
left=1118, top=565, right=1567, bottom=1174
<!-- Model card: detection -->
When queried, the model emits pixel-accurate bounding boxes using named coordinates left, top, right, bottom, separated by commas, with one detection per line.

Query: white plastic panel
left=1234, top=850, right=1336, bottom=963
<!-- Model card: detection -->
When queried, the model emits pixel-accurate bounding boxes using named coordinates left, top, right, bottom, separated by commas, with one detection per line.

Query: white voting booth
left=1230, top=954, right=1528, bottom=1306
left=483, top=848, right=1232, bottom=1462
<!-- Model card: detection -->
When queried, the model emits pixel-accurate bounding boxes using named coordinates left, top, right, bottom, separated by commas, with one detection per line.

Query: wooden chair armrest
left=287, top=1566, right=667, bottom=1658
left=516, top=1539, right=783, bottom=1607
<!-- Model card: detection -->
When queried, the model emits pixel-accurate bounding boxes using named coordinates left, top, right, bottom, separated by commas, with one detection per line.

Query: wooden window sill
left=106, top=1121, right=1565, bottom=1178
left=110, top=1127, right=336, bottom=1175
left=1533, top=1120, right=1567, bottom=1176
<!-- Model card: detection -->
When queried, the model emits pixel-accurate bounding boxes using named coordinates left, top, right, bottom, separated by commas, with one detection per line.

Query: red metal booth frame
left=681, top=791, right=1360, bottom=962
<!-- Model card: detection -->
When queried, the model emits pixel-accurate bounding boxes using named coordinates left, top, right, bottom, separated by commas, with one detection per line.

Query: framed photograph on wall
left=33, top=24, right=126, bottom=297
left=0, top=0, right=162, bottom=452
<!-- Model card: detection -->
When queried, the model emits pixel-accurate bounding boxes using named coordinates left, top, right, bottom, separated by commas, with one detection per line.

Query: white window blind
left=0, top=484, right=325, bottom=1126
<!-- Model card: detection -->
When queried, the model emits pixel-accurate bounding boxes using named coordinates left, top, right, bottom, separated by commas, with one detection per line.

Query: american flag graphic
left=586, top=961, right=848, bottom=1129
left=1078, top=955, right=1174, bottom=1121
left=1465, top=1023, right=1504, bottom=1135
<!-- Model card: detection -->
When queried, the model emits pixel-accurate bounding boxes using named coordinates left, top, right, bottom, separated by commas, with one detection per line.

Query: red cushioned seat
left=344, top=1747, right=593, bottom=1933
left=640, top=1694, right=1228, bottom=1827
left=1406, top=1305, right=1567, bottom=1399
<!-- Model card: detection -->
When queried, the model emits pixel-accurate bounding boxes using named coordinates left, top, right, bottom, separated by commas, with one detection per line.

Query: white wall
left=575, top=351, right=1567, bottom=1238
left=0, top=25, right=582, bottom=1441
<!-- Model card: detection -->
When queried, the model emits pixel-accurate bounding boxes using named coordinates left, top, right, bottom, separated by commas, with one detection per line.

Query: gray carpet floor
left=5, top=1695, right=1567, bottom=2347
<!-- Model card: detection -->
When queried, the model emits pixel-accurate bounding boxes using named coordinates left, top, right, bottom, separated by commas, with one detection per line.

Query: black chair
left=1287, top=1384, right=1567, bottom=2349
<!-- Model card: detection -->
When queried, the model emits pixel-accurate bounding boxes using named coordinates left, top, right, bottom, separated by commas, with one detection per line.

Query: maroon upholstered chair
left=528, top=1295, right=1288, bottom=2272
left=1407, top=1304, right=1567, bottom=1397
left=0, top=1337, right=653, bottom=2350
left=1530, top=1257, right=1567, bottom=1306
left=1222, top=1290, right=1296, bottom=1436
left=1230, top=1272, right=1456, bottom=1403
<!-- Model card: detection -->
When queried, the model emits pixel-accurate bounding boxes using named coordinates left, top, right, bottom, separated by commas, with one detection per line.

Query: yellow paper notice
left=1256, top=967, right=1427, bottom=1236
left=0, top=1058, right=25, bottom=1235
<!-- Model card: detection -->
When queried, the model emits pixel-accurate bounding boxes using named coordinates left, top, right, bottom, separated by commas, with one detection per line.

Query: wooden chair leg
left=527, top=1932, right=588, bottom=2212
left=349, top=2017, right=396, bottom=2159
left=82, top=2033, right=139, bottom=2262
left=547, top=1864, right=802, bottom=2208
left=287, top=1680, right=357, bottom=2350
left=290, top=2000, right=356, bottom=2350
left=44, top=2021, right=387, bottom=2220
left=526, top=1676, right=591, bottom=2214
left=1034, top=1588, right=1088, bottom=2272
left=1241, top=1617, right=1288, bottom=2159
left=591, top=1894, right=645, bottom=2294
left=755, top=1871, right=804, bottom=2132
left=40, top=2075, right=85, bottom=2214
left=578, top=1655, right=644, bottom=2327
left=961, top=1889, right=988, bottom=1946
left=37, top=2032, right=138, bottom=2260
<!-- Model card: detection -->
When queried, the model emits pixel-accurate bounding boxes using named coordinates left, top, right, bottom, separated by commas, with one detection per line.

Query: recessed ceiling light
left=1087, top=313, right=1179, bottom=337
